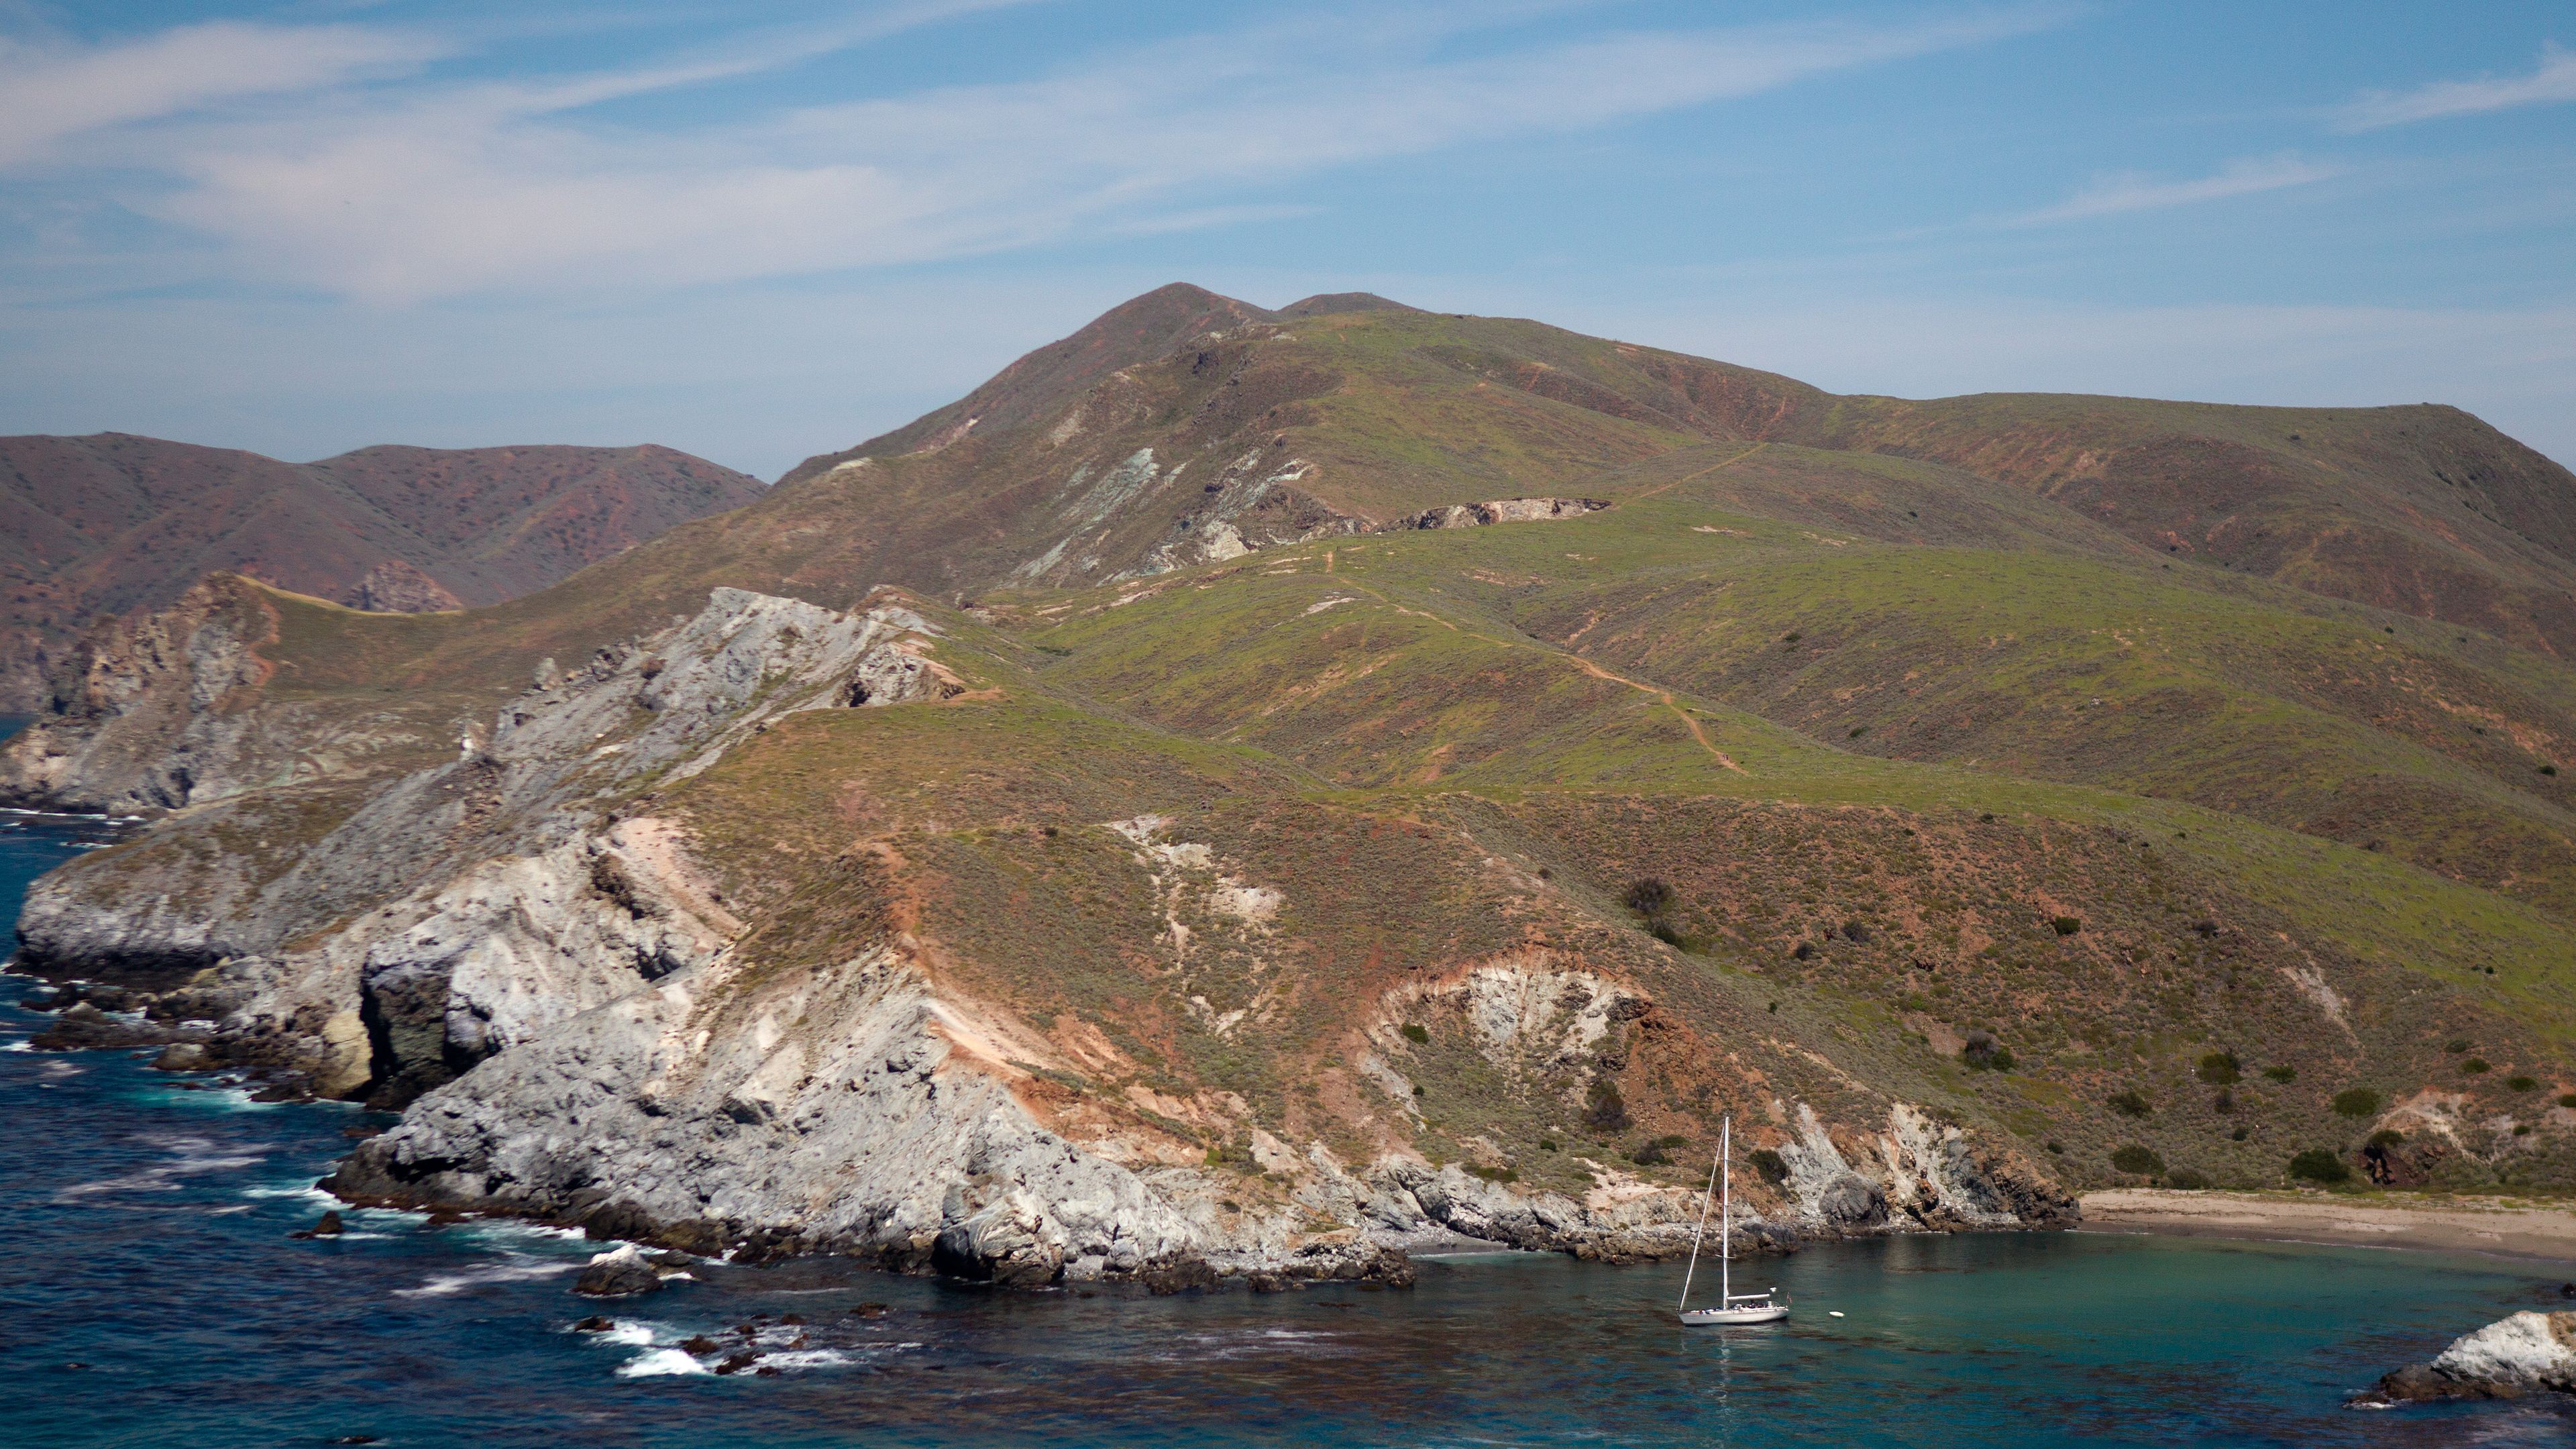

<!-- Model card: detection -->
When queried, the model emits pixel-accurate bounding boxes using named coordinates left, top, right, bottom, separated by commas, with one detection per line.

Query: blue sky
left=1, top=1, right=2570, bottom=478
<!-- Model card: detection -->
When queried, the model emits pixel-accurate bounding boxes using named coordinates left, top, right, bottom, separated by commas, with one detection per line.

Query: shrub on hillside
left=2332, top=1088, right=2381, bottom=1118
left=2108, top=1090, right=2151, bottom=1118
left=1961, top=1031, right=2015, bottom=1072
left=2051, top=916, right=2082, bottom=936
left=2164, top=1168, right=2210, bottom=1189
left=2108, top=1145, right=2164, bottom=1176
left=2461, top=1058, right=2491, bottom=1075
left=1399, top=1023, right=1430, bottom=1044
left=1624, top=877, right=1672, bottom=916
left=1748, top=1148, right=1790, bottom=1185
left=2262, top=1065, right=2297, bottom=1083
left=2508, top=1075, right=2538, bottom=1092
left=1584, top=1081, right=1632, bottom=1132
left=2197, top=1052, right=2241, bottom=1085
left=2288, top=1149, right=2351, bottom=1184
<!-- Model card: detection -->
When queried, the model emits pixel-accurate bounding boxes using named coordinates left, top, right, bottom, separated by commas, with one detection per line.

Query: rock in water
left=574, top=1244, right=663, bottom=1298
left=2356, top=1310, right=2576, bottom=1404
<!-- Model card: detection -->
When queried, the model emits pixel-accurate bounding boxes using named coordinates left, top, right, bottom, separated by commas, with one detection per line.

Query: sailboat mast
left=1678, top=1128, right=1721, bottom=1311
left=1720, top=1114, right=1732, bottom=1304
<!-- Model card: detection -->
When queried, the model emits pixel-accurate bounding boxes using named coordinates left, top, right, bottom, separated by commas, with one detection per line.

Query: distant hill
left=0, top=434, right=765, bottom=709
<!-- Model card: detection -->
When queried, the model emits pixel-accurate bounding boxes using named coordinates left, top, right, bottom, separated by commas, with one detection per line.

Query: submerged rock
left=2355, top=1310, right=2576, bottom=1405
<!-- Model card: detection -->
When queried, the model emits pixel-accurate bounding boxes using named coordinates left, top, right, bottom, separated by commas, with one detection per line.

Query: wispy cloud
left=2010, top=153, right=2343, bottom=225
left=2335, top=43, right=2576, bottom=130
left=0, top=21, right=443, bottom=167
left=11, top=5, right=2062, bottom=303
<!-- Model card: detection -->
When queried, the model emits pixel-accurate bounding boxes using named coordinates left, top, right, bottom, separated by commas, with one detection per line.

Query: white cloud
left=2336, top=43, right=2576, bottom=130
left=73, top=7, right=2060, bottom=302
left=2011, top=153, right=2343, bottom=225
left=0, top=21, right=441, bottom=166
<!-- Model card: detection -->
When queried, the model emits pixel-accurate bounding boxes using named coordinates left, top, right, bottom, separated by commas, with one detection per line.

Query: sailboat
left=1678, top=1114, right=1788, bottom=1326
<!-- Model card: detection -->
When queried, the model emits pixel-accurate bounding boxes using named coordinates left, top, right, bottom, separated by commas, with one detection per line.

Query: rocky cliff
left=8, top=579, right=2073, bottom=1287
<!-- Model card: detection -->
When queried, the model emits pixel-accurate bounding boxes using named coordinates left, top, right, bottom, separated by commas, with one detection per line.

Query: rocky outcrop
left=0, top=576, right=284, bottom=814
left=2357, top=1311, right=2576, bottom=1405
left=1399, top=497, right=1609, bottom=530
left=341, top=560, right=463, bottom=614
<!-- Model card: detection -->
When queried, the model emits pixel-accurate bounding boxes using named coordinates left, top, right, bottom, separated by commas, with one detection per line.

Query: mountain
left=0, top=433, right=767, bottom=710
left=7, top=285, right=2573, bottom=1295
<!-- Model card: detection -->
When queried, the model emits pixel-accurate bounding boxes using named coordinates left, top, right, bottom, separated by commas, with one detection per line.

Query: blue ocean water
left=3, top=720, right=2573, bottom=1447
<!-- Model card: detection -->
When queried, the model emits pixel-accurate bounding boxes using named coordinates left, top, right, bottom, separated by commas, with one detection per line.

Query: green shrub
left=1584, top=1081, right=1632, bottom=1132
left=2508, top=1075, right=2538, bottom=1092
left=2288, top=1149, right=2351, bottom=1183
left=1624, top=877, right=1672, bottom=916
left=2332, top=1088, right=2382, bottom=1118
left=2262, top=1065, right=2297, bottom=1083
left=1466, top=1164, right=1519, bottom=1183
left=2164, top=1168, right=2210, bottom=1190
left=1962, top=1030, right=2014, bottom=1071
left=2445, top=1038, right=2472, bottom=1054
left=1848, top=725, right=1869, bottom=739
left=2367, top=1129, right=2404, bottom=1148
left=2461, top=1058, right=2491, bottom=1075
left=1538, top=1138, right=1559, bottom=1152
left=2108, top=1145, right=2164, bottom=1175
left=1399, top=1023, right=1430, bottom=1044
left=2197, top=1052, right=2241, bottom=1085
left=1629, top=1140, right=1673, bottom=1166
left=2230, top=1126, right=2249, bottom=1142
left=2051, top=916, right=2082, bottom=936
left=1748, top=1148, right=1790, bottom=1184
left=2108, top=1089, right=2151, bottom=1118
left=2559, top=1094, right=2576, bottom=1110
left=2514, top=1124, right=2534, bottom=1136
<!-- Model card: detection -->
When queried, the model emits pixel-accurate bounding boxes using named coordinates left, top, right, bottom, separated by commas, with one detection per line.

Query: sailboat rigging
left=1678, top=1114, right=1788, bottom=1326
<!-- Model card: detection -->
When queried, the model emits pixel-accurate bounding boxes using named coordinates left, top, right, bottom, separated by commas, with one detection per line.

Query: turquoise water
left=4, top=720, right=2573, bottom=1446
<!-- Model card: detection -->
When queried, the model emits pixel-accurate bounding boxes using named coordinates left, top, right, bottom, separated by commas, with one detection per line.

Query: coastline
left=2081, top=1187, right=2576, bottom=1263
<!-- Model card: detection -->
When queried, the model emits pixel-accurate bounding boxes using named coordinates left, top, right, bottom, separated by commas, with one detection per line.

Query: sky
left=0, top=1, right=2570, bottom=480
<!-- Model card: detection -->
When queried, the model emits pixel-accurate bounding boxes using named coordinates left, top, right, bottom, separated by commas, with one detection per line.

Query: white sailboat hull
left=1674, top=1115, right=1793, bottom=1327
left=1680, top=1303, right=1789, bottom=1326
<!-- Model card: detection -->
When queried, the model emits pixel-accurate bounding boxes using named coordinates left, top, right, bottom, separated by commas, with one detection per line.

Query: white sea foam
left=53, top=1136, right=262, bottom=1201
left=241, top=1182, right=337, bottom=1205
left=617, top=1348, right=712, bottom=1378
left=758, top=1349, right=856, bottom=1371
left=3, top=1040, right=29, bottom=1053
left=587, top=1321, right=661, bottom=1348
left=393, top=1256, right=581, bottom=1297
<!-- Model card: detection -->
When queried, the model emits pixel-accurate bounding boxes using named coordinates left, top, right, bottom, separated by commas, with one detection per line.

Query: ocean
left=3, top=720, right=2571, bottom=1447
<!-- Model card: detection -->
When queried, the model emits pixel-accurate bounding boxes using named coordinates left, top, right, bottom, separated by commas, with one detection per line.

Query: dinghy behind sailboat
left=1678, top=1115, right=1787, bottom=1326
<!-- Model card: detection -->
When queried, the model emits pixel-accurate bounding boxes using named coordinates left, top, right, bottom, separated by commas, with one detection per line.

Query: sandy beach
left=2081, top=1188, right=2576, bottom=1262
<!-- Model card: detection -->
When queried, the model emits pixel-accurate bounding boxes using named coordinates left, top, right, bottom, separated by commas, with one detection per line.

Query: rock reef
left=2357, top=1310, right=2576, bottom=1405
